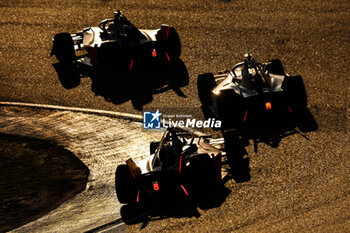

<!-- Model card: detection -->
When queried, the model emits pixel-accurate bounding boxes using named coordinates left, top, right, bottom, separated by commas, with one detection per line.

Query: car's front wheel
left=115, top=165, right=138, bottom=204
left=216, top=89, right=245, bottom=129
left=283, top=75, right=307, bottom=112
left=51, top=33, right=76, bottom=63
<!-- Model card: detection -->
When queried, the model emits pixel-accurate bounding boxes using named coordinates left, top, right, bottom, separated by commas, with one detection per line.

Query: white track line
left=0, top=101, right=206, bottom=136
left=0, top=101, right=143, bottom=121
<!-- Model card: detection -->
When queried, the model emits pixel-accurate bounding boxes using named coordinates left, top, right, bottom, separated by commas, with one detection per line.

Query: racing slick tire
left=282, top=75, right=307, bottom=112
left=223, top=130, right=251, bottom=182
left=115, top=165, right=138, bottom=204
left=216, top=90, right=245, bottom=129
left=223, top=131, right=246, bottom=163
left=157, top=26, right=181, bottom=60
left=265, top=59, right=285, bottom=75
left=186, top=154, right=217, bottom=195
left=51, top=33, right=76, bottom=63
left=197, top=73, right=216, bottom=106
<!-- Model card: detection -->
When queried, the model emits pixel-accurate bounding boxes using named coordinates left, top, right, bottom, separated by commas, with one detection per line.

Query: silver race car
left=115, top=129, right=222, bottom=204
left=51, top=10, right=181, bottom=73
left=198, top=54, right=307, bottom=131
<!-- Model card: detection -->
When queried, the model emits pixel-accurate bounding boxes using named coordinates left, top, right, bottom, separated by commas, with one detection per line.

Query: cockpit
left=151, top=129, right=197, bottom=170
left=98, top=10, right=146, bottom=42
left=232, top=54, right=272, bottom=94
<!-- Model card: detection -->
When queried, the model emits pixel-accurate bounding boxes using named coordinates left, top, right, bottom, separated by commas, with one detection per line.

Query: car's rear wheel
left=283, top=75, right=307, bottom=112
left=186, top=154, right=217, bottom=195
left=216, top=89, right=245, bottom=129
left=51, top=33, right=76, bottom=63
left=223, top=131, right=246, bottom=163
left=115, top=165, right=138, bottom=204
left=157, top=26, right=181, bottom=60
left=223, top=131, right=251, bottom=182
left=197, top=73, right=216, bottom=106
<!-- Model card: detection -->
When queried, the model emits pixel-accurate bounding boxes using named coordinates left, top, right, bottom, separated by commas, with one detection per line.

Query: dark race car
left=115, top=129, right=222, bottom=205
left=197, top=54, right=308, bottom=131
left=50, top=10, right=181, bottom=74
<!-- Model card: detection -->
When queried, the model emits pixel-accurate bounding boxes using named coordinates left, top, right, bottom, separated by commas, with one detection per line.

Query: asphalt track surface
left=0, top=0, right=349, bottom=232
left=0, top=106, right=165, bottom=233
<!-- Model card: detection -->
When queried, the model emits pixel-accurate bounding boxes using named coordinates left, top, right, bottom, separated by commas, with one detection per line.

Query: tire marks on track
left=0, top=106, right=163, bottom=233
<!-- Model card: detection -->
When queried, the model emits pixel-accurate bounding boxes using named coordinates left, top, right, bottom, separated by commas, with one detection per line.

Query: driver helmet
left=243, top=54, right=253, bottom=78
left=244, top=53, right=252, bottom=62
left=113, top=10, right=123, bottom=20
left=168, top=129, right=184, bottom=155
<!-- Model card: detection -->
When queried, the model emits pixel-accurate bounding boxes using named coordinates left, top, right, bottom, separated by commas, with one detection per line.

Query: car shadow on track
left=118, top=183, right=231, bottom=229
left=222, top=108, right=318, bottom=183
left=52, top=58, right=189, bottom=110
left=86, top=172, right=231, bottom=232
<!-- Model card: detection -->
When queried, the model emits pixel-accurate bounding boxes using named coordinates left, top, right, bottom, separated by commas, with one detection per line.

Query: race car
left=197, top=54, right=307, bottom=130
left=115, top=129, right=222, bottom=204
left=50, top=10, right=181, bottom=73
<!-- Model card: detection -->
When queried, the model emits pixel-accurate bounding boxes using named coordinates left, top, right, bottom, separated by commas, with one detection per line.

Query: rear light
left=165, top=52, right=170, bottom=61
left=152, top=49, right=157, bottom=57
left=166, top=29, right=170, bottom=40
left=180, top=185, right=189, bottom=196
left=179, top=155, right=182, bottom=173
left=288, top=105, right=293, bottom=112
left=153, top=181, right=160, bottom=191
left=243, top=110, right=248, bottom=122
left=129, top=59, right=134, bottom=70
left=265, top=102, right=272, bottom=110
left=136, top=190, right=140, bottom=202
left=128, top=167, right=135, bottom=178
